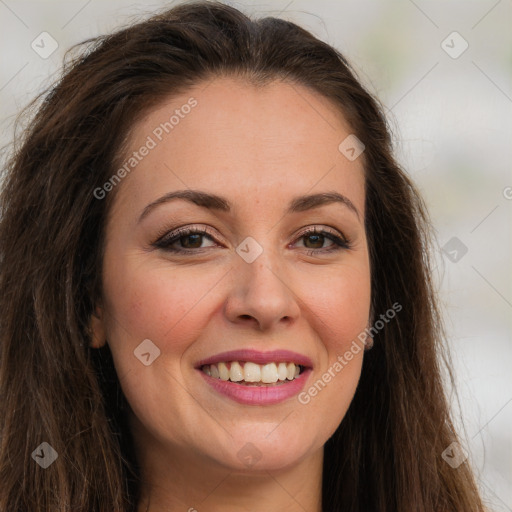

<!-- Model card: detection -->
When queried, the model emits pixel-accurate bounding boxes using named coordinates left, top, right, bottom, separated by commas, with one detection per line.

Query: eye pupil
left=305, top=234, right=324, bottom=249
left=182, top=234, right=202, bottom=248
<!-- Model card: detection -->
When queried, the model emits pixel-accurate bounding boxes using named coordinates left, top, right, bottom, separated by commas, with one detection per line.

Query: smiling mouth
left=200, top=361, right=305, bottom=385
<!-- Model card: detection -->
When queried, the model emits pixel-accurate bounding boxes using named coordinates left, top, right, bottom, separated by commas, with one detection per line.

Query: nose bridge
left=224, top=234, right=300, bottom=329
left=239, top=240, right=282, bottom=290
left=237, top=237, right=288, bottom=300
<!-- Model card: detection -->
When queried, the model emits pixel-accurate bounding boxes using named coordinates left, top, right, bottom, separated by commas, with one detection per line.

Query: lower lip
left=197, top=368, right=312, bottom=405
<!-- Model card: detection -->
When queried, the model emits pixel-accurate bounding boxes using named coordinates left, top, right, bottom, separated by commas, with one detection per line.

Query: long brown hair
left=0, top=2, right=485, bottom=510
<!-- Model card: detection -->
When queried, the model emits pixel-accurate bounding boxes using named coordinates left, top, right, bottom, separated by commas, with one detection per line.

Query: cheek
left=302, top=262, right=371, bottom=354
left=101, top=256, right=223, bottom=360
left=100, top=258, right=226, bottom=435
left=296, top=267, right=369, bottom=441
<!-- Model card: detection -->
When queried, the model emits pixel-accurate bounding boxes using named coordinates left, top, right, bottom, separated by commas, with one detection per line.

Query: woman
left=0, top=1, right=485, bottom=511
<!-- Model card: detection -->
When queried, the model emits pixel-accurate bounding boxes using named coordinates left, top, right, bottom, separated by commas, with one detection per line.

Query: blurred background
left=0, top=0, right=510, bottom=509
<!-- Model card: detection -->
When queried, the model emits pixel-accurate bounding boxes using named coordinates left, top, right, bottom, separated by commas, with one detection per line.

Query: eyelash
left=152, top=225, right=351, bottom=256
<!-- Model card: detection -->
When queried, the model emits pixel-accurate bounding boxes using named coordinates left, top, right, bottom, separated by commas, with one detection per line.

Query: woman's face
left=92, top=77, right=371, bottom=474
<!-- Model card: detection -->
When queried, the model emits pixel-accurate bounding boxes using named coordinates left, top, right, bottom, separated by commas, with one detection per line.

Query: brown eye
left=180, top=233, right=204, bottom=249
left=293, top=227, right=351, bottom=255
left=154, top=227, right=218, bottom=252
left=303, top=232, right=329, bottom=249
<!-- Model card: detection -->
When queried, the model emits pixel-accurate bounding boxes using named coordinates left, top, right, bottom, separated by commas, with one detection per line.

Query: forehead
left=111, top=77, right=365, bottom=221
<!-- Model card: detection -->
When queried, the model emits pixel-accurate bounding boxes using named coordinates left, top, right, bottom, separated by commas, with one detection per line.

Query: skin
left=90, top=77, right=371, bottom=512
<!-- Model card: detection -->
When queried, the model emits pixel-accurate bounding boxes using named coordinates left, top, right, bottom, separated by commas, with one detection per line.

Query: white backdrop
left=1, top=0, right=510, bottom=509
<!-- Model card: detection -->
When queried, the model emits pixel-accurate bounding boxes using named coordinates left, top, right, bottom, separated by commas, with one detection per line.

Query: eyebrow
left=138, top=189, right=360, bottom=223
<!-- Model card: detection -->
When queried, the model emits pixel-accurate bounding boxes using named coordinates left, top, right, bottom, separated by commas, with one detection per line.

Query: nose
left=223, top=245, right=300, bottom=331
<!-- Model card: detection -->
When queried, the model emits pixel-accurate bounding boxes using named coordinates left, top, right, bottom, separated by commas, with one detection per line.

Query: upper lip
left=195, top=349, right=313, bottom=369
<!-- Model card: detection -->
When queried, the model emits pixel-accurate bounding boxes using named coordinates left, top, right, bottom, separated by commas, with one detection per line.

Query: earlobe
left=363, top=332, right=374, bottom=351
left=89, top=306, right=107, bottom=348
left=363, top=316, right=374, bottom=351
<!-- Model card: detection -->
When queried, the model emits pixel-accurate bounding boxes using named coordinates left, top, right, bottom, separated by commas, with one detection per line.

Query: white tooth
left=244, top=362, right=261, bottom=382
left=286, top=363, right=296, bottom=380
left=203, top=365, right=211, bottom=376
left=261, top=362, right=278, bottom=383
left=277, top=362, right=288, bottom=381
left=218, top=362, right=229, bottom=381
left=229, top=361, right=244, bottom=382
left=294, top=365, right=300, bottom=378
left=210, top=364, right=220, bottom=379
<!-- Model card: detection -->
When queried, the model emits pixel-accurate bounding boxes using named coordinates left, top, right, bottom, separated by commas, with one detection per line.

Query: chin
left=211, top=432, right=315, bottom=473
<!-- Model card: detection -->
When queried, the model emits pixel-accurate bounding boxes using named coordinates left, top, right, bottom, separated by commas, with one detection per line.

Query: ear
left=89, top=305, right=107, bottom=348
